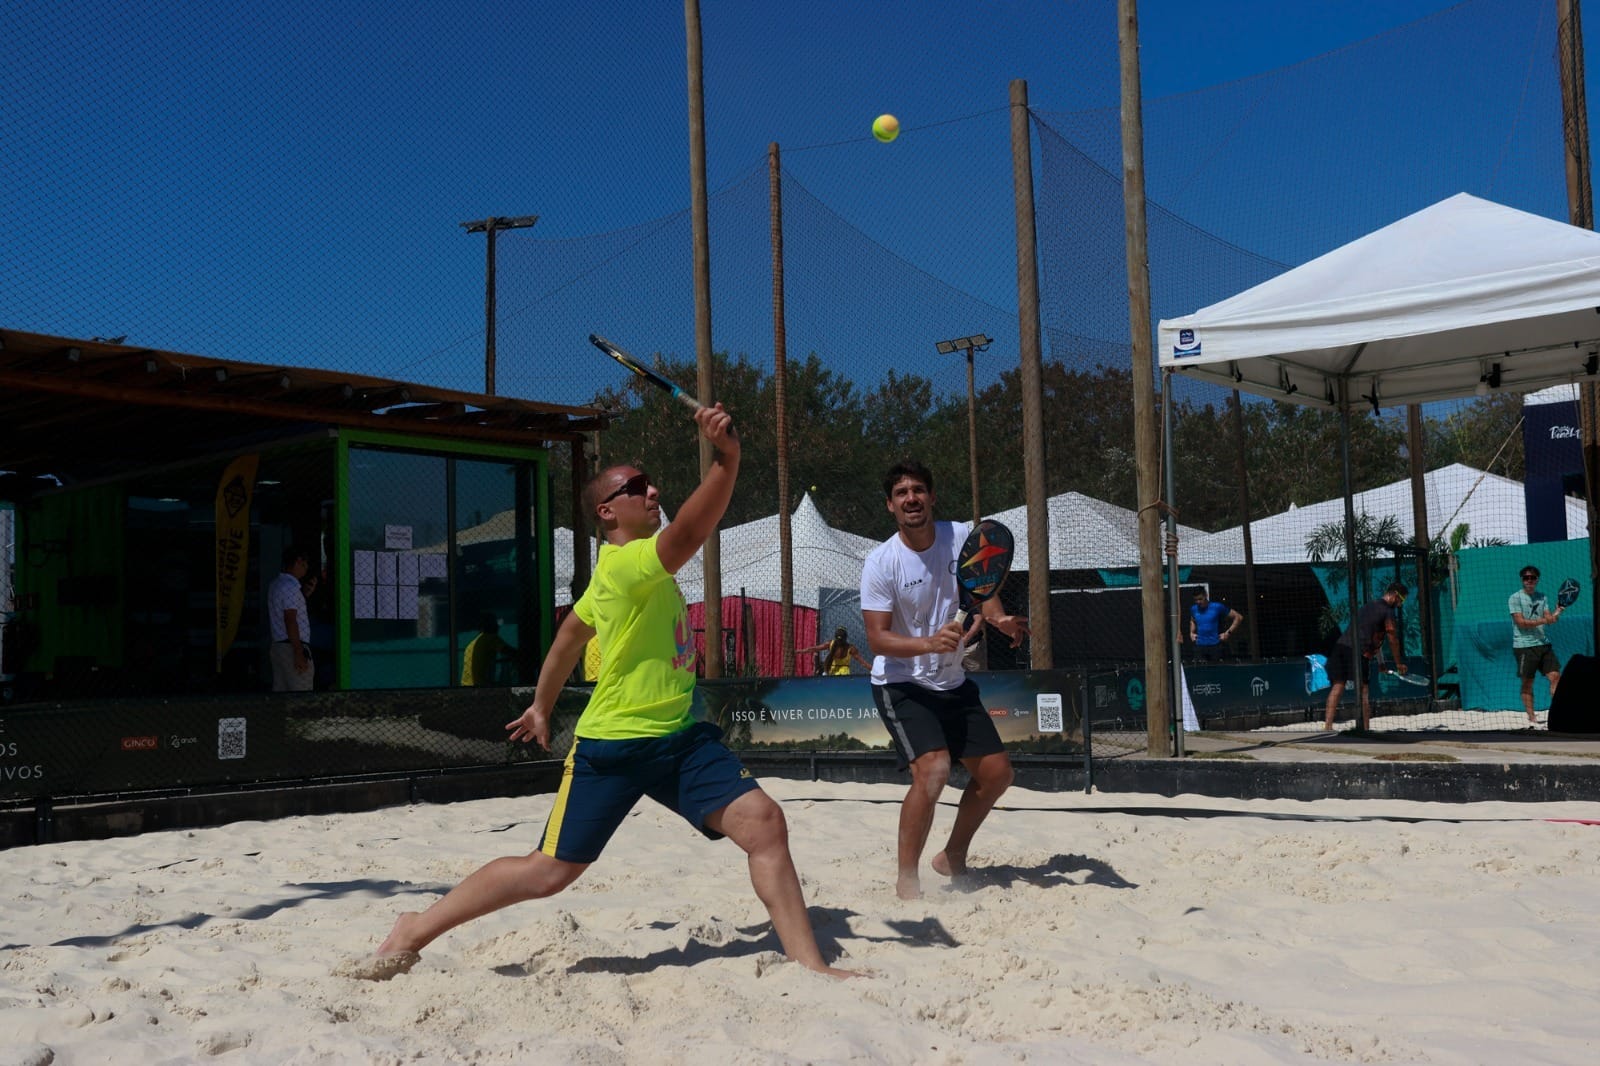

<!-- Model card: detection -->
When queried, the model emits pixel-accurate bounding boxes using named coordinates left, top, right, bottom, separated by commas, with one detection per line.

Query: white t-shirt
left=267, top=571, right=309, bottom=642
left=859, top=519, right=971, bottom=691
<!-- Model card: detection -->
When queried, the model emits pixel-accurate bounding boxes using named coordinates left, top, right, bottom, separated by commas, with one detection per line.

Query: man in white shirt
left=267, top=546, right=313, bottom=692
left=859, top=459, right=1029, bottom=899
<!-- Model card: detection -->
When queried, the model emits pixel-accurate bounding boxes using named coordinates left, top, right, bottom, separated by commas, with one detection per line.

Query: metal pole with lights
left=460, top=214, right=538, bottom=395
left=935, top=334, right=993, bottom=525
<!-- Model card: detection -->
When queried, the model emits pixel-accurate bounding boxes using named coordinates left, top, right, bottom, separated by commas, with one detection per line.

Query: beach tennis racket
left=1556, top=578, right=1581, bottom=611
left=952, top=518, right=1015, bottom=630
left=590, top=334, right=702, bottom=413
left=1382, top=668, right=1432, bottom=688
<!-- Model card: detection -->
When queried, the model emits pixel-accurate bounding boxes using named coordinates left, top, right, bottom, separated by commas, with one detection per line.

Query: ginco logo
left=121, top=736, right=159, bottom=751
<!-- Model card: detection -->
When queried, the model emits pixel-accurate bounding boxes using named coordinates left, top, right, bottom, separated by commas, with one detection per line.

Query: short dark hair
left=1520, top=566, right=1540, bottom=579
left=281, top=545, right=308, bottom=569
left=1192, top=589, right=1209, bottom=601
left=882, top=459, right=934, bottom=498
left=1385, top=582, right=1409, bottom=598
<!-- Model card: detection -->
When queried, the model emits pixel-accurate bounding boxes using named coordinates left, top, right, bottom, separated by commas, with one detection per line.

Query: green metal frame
left=333, top=428, right=551, bottom=690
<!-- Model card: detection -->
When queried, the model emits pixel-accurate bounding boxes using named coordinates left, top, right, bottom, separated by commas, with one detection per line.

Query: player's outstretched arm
left=658, top=403, right=740, bottom=575
left=508, top=611, right=596, bottom=749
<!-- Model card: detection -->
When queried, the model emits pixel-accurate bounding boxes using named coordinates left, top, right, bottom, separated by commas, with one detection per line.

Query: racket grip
left=673, top=390, right=704, bottom=413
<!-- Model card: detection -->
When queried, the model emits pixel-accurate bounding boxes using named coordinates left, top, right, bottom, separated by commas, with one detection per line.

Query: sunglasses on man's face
left=600, top=472, right=651, bottom=504
left=1522, top=574, right=1539, bottom=582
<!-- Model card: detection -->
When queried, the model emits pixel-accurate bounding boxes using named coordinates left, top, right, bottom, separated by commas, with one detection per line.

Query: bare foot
left=376, top=911, right=428, bottom=957
left=930, top=850, right=967, bottom=878
left=334, top=950, right=420, bottom=981
left=806, top=962, right=869, bottom=980
left=895, top=872, right=922, bottom=900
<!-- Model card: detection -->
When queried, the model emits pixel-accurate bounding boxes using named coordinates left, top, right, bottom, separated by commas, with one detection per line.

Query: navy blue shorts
left=537, top=721, right=759, bottom=864
left=871, top=679, right=1005, bottom=772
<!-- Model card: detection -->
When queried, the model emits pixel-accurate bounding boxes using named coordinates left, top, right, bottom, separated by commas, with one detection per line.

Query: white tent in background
left=673, top=493, right=878, bottom=608
left=987, top=491, right=1207, bottom=571
left=1158, top=193, right=1600, bottom=407
left=1184, top=463, right=1591, bottom=566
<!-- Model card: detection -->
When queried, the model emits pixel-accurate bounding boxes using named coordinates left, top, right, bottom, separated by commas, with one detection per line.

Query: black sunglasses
left=600, top=472, right=651, bottom=504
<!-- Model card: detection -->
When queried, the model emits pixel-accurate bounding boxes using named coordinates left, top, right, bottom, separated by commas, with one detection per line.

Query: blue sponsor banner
left=1522, top=399, right=1582, bottom=544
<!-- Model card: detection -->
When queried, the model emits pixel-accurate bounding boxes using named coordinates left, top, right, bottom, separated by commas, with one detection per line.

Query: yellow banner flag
left=215, top=454, right=259, bottom=670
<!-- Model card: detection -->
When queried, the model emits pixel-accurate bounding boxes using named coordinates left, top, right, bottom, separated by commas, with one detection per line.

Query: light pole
left=460, top=214, right=538, bottom=395
left=935, top=334, right=992, bottom=524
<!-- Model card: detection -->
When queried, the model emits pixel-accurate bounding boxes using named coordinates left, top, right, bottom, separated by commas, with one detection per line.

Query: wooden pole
left=771, top=143, right=795, bottom=676
left=484, top=222, right=497, bottom=396
left=966, top=348, right=980, bottom=525
left=685, top=0, right=722, bottom=676
left=1117, top=0, right=1172, bottom=753
left=1010, top=79, right=1052, bottom=669
left=1558, top=0, right=1600, bottom=655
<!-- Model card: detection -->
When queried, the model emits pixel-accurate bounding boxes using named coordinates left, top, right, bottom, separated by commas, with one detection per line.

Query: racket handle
left=672, top=389, right=704, bottom=413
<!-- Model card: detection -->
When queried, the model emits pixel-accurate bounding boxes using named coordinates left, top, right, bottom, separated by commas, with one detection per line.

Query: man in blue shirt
left=1188, top=588, right=1243, bottom=662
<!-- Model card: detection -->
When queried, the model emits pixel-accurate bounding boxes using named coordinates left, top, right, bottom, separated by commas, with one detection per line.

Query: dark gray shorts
left=871, top=680, right=1005, bottom=772
left=1514, top=644, right=1559, bottom=680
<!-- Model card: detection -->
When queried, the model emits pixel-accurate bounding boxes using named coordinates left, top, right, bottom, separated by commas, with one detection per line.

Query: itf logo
left=1251, top=676, right=1270, bottom=696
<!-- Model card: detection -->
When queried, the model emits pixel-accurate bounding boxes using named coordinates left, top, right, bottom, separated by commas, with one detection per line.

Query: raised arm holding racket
left=859, top=458, right=1028, bottom=900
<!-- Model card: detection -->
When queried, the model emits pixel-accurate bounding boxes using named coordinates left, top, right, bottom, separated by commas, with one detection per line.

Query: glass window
left=348, top=449, right=450, bottom=688
left=347, top=445, right=541, bottom=690
left=455, top=458, right=531, bottom=686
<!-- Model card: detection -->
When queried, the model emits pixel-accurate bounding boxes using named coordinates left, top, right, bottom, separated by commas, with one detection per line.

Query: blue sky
left=0, top=0, right=1582, bottom=404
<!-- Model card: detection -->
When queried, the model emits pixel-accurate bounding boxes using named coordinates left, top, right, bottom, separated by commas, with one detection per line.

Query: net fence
left=1, top=0, right=1592, bottom=739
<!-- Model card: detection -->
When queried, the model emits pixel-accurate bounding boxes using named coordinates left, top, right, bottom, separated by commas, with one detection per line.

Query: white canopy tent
left=1159, top=193, right=1600, bottom=723
left=1159, top=193, right=1600, bottom=408
left=1185, top=463, right=1591, bottom=565
left=988, top=490, right=1206, bottom=570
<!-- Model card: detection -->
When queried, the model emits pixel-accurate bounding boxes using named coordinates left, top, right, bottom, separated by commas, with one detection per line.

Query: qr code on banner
left=1036, top=693, right=1064, bottom=733
left=217, top=717, right=247, bottom=760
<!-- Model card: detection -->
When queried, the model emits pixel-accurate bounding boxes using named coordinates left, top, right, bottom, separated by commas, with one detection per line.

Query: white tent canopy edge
left=1158, top=193, right=1600, bottom=409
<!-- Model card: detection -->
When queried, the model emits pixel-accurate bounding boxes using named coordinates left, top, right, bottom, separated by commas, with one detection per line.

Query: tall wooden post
left=1010, top=80, right=1052, bottom=668
left=1117, top=1, right=1172, bottom=752
left=1558, top=0, right=1600, bottom=656
left=771, top=143, right=795, bottom=676
left=685, top=0, right=722, bottom=676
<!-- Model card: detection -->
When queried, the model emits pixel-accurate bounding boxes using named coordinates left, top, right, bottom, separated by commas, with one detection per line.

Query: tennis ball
left=872, top=114, right=900, bottom=143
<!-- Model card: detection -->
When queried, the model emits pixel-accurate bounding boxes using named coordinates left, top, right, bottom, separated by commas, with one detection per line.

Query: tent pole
left=1163, top=370, right=1185, bottom=753
left=1339, top=386, right=1366, bottom=729
left=1406, top=405, right=1438, bottom=693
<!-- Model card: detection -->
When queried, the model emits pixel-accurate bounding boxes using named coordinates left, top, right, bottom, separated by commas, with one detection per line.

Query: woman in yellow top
left=799, top=627, right=871, bottom=676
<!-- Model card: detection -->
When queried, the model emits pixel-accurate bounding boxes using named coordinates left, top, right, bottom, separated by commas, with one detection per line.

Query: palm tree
left=1304, top=512, right=1406, bottom=638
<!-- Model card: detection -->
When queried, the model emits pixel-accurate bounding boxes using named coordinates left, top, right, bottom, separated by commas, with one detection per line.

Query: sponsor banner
left=0, top=701, right=294, bottom=801
left=695, top=670, right=1085, bottom=754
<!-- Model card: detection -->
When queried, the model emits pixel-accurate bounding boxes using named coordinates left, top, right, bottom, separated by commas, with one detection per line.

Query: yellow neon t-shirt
left=571, top=535, right=696, bottom=739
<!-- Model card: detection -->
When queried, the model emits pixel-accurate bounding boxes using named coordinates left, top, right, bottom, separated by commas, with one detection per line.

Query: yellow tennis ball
left=872, top=114, right=900, bottom=143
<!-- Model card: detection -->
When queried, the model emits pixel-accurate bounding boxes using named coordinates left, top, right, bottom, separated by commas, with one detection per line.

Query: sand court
left=4, top=779, right=1599, bottom=1064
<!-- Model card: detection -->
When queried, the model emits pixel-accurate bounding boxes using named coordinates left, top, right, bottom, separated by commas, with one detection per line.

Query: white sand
left=4, top=781, right=1599, bottom=1065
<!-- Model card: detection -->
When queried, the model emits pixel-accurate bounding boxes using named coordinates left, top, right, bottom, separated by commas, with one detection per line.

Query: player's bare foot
left=895, top=872, right=923, bottom=900
left=808, top=962, right=868, bottom=979
left=376, top=910, right=427, bottom=958
left=931, top=849, right=967, bottom=878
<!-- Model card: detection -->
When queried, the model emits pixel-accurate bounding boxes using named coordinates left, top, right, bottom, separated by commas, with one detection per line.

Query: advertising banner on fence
left=691, top=670, right=1085, bottom=755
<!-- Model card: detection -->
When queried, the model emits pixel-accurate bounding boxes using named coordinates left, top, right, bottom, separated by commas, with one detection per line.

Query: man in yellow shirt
left=350, top=402, right=855, bottom=980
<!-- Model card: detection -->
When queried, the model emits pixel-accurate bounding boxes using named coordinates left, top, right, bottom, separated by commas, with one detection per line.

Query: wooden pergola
left=0, top=328, right=606, bottom=491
